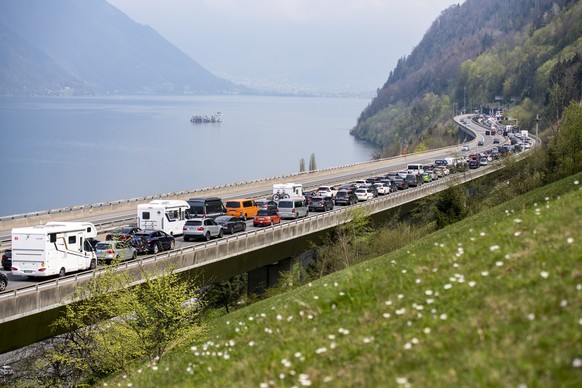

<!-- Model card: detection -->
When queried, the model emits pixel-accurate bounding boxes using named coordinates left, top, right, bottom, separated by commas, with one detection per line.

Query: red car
left=253, top=209, right=281, bottom=227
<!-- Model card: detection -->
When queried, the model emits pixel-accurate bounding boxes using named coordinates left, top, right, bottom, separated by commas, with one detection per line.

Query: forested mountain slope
left=351, top=0, right=582, bottom=156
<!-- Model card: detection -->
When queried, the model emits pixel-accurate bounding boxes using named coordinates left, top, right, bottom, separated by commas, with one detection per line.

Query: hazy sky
left=107, top=0, right=461, bottom=94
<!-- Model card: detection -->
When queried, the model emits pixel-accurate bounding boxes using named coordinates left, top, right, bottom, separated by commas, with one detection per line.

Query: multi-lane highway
left=0, top=114, right=508, bottom=293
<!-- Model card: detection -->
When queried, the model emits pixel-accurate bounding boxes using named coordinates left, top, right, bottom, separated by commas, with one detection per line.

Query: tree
left=309, top=153, right=317, bottom=171
left=299, top=157, right=306, bottom=172
left=42, top=265, right=203, bottom=385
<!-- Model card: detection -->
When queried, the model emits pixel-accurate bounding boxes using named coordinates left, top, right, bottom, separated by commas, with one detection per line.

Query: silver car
left=95, top=240, right=136, bottom=264
left=183, top=218, right=224, bottom=241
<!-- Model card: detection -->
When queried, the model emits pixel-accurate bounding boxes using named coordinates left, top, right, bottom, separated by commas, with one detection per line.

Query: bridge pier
left=247, top=257, right=293, bottom=294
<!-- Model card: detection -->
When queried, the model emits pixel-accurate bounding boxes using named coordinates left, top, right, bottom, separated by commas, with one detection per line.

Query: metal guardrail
left=0, top=159, right=506, bottom=320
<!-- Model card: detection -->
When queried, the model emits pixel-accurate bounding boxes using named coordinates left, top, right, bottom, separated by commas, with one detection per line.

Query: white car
left=461, top=145, right=470, bottom=151
left=317, top=185, right=338, bottom=198
left=355, top=188, right=374, bottom=201
left=183, top=218, right=224, bottom=241
left=0, top=365, right=13, bottom=377
left=372, top=183, right=389, bottom=195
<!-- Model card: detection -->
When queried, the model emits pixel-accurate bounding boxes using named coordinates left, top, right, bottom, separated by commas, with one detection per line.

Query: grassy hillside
left=113, top=173, right=582, bottom=387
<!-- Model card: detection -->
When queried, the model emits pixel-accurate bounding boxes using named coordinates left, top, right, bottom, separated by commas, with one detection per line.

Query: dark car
left=393, top=178, right=409, bottom=190
left=405, top=174, right=421, bottom=187
left=477, top=140, right=484, bottom=146
left=106, top=225, right=143, bottom=241
left=334, top=189, right=358, bottom=206
left=0, top=272, right=7, bottom=292
left=2, top=249, right=12, bottom=271
left=303, top=191, right=317, bottom=204
left=338, top=183, right=358, bottom=191
left=468, top=159, right=480, bottom=169
left=133, top=230, right=175, bottom=254
left=215, top=216, right=247, bottom=234
left=255, top=199, right=278, bottom=212
left=308, top=196, right=334, bottom=212
left=381, top=179, right=399, bottom=193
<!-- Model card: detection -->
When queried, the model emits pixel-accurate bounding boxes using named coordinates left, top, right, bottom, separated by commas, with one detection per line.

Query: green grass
left=111, top=173, right=582, bottom=387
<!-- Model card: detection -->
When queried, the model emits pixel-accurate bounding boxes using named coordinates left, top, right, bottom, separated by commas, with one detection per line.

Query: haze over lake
left=0, top=95, right=378, bottom=216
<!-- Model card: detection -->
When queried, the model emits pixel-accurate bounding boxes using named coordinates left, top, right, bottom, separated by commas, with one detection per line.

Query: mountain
left=0, top=0, right=238, bottom=96
left=351, top=0, right=582, bottom=155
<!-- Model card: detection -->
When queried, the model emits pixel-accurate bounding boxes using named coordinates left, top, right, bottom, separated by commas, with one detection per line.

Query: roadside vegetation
left=109, top=171, right=582, bottom=387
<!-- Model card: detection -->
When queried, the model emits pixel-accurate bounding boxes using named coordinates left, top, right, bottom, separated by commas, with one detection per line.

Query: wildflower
left=383, top=313, right=391, bottom=318
left=426, top=298, right=434, bottom=304
left=330, top=342, right=337, bottom=349
left=396, top=308, right=406, bottom=315
left=281, top=358, right=291, bottom=368
left=315, top=347, right=327, bottom=354
left=481, top=271, right=489, bottom=277
left=248, top=341, right=255, bottom=347
left=468, top=281, right=476, bottom=287
left=423, top=327, right=431, bottom=334
left=402, top=269, right=407, bottom=274
left=453, top=262, right=460, bottom=268
left=416, top=278, right=422, bottom=284
left=480, top=232, right=486, bottom=236
left=425, top=290, right=433, bottom=296
left=279, top=373, right=286, bottom=380
left=323, top=376, right=334, bottom=383
left=527, top=313, right=535, bottom=321
left=490, top=245, right=500, bottom=252
left=577, top=284, right=582, bottom=290
left=560, top=300, right=568, bottom=307
left=444, top=284, right=452, bottom=290
left=313, top=295, right=319, bottom=300
left=385, top=300, right=393, bottom=305
left=403, top=342, right=412, bottom=350
left=294, top=352, right=302, bottom=358
left=338, top=328, right=350, bottom=335
left=496, top=261, right=504, bottom=267
left=575, top=180, right=580, bottom=185
left=514, top=218, right=522, bottom=223
left=398, top=294, right=404, bottom=299
left=362, top=337, right=374, bottom=344
left=339, top=291, right=345, bottom=296
left=277, top=314, right=283, bottom=321
left=567, top=237, right=574, bottom=244
left=396, top=377, right=409, bottom=385
left=540, top=271, right=549, bottom=279
left=298, top=373, right=312, bottom=386
left=439, top=313, right=448, bottom=320
left=573, top=358, right=582, bottom=368
left=514, top=231, right=521, bottom=237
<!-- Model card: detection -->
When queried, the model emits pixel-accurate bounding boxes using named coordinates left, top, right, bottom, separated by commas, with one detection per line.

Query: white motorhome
left=273, top=183, right=303, bottom=201
left=137, top=200, right=190, bottom=236
left=11, top=222, right=97, bottom=277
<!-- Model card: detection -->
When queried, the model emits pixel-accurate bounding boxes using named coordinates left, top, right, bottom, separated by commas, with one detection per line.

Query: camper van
left=11, top=222, right=98, bottom=277
left=137, top=200, right=190, bottom=236
left=273, top=183, right=303, bottom=201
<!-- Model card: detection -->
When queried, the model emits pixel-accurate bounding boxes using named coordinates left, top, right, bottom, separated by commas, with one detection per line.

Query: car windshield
left=215, top=216, right=230, bottom=222
left=225, top=202, right=241, bottom=208
left=95, top=243, right=112, bottom=250
left=257, top=210, right=273, bottom=216
left=278, top=201, right=292, bottom=208
left=186, top=220, right=203, bottom=226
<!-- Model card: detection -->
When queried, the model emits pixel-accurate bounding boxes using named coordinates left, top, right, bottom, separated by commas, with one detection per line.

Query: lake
left=0, top=95, right=378, bottom=216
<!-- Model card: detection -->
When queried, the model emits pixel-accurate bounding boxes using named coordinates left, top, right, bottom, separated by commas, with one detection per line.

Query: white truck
left=137, top=200, right=190, bottom=236
left=11, top=222, right=98, bottom=277
left=272, top=183, right=303, bottom=201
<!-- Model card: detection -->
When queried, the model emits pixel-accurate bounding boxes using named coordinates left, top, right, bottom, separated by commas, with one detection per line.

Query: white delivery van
left=273, top=183, right=303, bottom=201
left=11, top=222, right=97, bottom=277
left=137, top=200, right=190, bottom=236
left=278, top=197, right=309, bottom=219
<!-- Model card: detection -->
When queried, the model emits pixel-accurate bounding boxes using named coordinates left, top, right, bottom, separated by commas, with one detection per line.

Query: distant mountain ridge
left=0, top=0, right=238, bottom=96
left=351, top=0, right=582, bottom=154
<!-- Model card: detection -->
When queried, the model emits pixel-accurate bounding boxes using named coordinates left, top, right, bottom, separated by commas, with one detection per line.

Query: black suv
left=2, top=250, right=11, bottom=271
left=133, top=230, right=175, bottom=254
left=334, top=190, right=358, bottom=206
left=308, top=196, right=334, bottom=212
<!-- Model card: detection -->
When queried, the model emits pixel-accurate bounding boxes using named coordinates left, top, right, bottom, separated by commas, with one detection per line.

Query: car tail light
left=107, top=249, right=115, bottom=254
left=197, top=227, right=205, bottom=231
left=38, top=268, right=47, bottom=272
left=183, top=227, right=187, bottom=230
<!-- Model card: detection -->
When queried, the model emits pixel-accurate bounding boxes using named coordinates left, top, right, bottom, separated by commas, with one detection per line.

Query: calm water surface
left=0, top=95, right=377, bottom=216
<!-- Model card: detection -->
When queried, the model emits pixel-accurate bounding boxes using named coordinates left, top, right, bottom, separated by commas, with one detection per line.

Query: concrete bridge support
left=247, top=257, right=294, bottom=294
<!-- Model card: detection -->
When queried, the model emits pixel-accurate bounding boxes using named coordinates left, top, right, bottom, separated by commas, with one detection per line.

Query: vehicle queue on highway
left=0, top=112, right=534, bottom=291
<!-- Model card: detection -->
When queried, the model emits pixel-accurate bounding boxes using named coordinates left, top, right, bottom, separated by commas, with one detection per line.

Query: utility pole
left=463, top=86, right=466, bottom=114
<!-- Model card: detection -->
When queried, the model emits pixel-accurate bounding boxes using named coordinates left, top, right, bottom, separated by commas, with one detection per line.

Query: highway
left=0, top=114, right=506, bottom=293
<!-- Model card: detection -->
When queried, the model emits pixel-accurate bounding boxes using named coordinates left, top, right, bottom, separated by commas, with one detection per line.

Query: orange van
left=224, top=199, right=259, bottom=220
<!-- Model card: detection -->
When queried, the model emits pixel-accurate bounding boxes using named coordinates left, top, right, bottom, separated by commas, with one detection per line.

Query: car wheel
left=89, top=259, right=97, bottom=270
left=184, top=235, right=190, bottom=242
left=218, top=229, right=224, bottom=238
left=132, top=251, right=137, bottom=260
left=242, top=223, right=247, bottom=231
left=58, top=267, right=66, bottom=277
left=170, top=240, right=175, bottom=250
left=153, top=244, right=160, bottom=254
left=0, top=279, right=6, bottom=292
left=205, top=232, right=211, bottom=241
left=229, top=226, right=234, bottom=234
